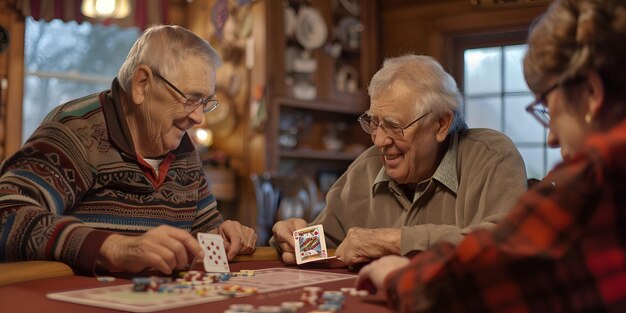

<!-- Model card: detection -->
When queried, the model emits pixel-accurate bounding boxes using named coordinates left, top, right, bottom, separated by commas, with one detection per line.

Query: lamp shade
left=81, top=0, right=131, bottom=19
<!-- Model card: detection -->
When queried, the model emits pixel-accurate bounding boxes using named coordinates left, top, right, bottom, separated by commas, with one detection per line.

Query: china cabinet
left=264, top=0, right=381, bottom=183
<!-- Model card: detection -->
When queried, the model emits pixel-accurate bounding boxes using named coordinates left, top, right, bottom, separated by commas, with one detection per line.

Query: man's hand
left=271, top=218, right=308, bottom=263
left=335, top=227, right=401, bottom=265
left=97, top=225, right=202, bottom=275
left=218, top=220, right=258, bottom=259
left=355, top=255, right=410, bottom=294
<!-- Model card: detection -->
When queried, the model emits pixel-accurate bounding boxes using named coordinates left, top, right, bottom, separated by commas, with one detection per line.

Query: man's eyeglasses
left=525, top=82, right=560, bottom=128
left=152, top=71, right=218, bottom=114
left=358, top=111, right=429, bottom=139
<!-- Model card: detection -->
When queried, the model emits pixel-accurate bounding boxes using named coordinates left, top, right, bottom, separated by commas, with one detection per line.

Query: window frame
left=450, top=29, right=557, bottom=179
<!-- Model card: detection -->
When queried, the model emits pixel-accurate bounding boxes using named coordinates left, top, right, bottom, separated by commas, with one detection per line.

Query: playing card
left=293, top=224, right=330, bottom=264
left=197, top=233, right=230, bottom=273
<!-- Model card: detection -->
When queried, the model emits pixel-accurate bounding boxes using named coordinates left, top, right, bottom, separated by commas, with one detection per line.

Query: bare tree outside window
left=23, top=17, right=139, bottom=142
left=464, top=44, right=562, bottom=179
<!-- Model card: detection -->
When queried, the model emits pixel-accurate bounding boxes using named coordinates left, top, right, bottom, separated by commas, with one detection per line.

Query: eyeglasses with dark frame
left=357, top=111, right=429, bottom=139
left=152, top=70, right=219, bottom=114
left=525, top=82, right=561, bottom=128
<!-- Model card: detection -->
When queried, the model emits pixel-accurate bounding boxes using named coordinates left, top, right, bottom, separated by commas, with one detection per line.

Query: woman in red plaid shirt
left=356, top=0, right=626, bottom=312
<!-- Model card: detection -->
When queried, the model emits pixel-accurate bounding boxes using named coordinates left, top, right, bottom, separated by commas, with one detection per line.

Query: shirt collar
left=101, top=77, right=195, bottom=159
left=433, top=133, right=459, bottom=194
left=372, top=133, right=459, bottom=195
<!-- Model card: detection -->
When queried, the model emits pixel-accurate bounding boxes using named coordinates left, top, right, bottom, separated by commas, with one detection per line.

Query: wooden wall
left=185, top=0, right=265, bottom=227
left=379, top=0, right=548, bottom=71
left=0, top=1, right=25, bottom=160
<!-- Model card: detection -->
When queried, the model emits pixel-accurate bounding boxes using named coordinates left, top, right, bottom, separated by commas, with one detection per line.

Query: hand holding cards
left=197, top=233, right=230, bottom=272
left=293, top=225, right=336, bottom=264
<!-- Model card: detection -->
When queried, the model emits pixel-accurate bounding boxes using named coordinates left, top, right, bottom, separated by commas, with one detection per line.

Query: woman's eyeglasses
left=525, top=82, right=561, bottom=128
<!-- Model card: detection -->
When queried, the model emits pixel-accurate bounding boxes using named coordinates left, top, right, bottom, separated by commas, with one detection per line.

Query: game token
left=322, top=293, right=345, bottom=303
left=222, top=284, right=241, bottom=292
left=256, top=305, right=282, bottom=313
left=318, top=302, right=343, bottom=311
left=240, top=269, right=255, bottom=276
left=218, top=290, right=237, bottom=297
left=348, top=288, right=369, bottom=296
left=96, top=276, right=115, bottom=282
left=301, top=286, right=322, bottom=304
left=281, top=300, right=305, bottom=312
left=241, top=287, right=258, bottom=294
left=229, top=303, right=255, bottom=312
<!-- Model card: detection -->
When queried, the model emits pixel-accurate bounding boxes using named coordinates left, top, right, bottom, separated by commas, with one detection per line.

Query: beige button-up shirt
left=311, top=128, right=528, bottom=255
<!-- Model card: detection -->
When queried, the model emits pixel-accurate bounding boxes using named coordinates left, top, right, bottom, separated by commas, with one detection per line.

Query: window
left=23, top=17, right=139, bottom=142
left=463, top=44, right=561, bottom=179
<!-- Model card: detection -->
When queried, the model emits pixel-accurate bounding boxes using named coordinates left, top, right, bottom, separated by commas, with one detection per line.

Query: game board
left=46, top=268, right=356, bottom=312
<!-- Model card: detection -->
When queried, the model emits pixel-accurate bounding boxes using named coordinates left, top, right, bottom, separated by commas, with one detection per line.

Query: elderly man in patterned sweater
left=0, top=25, right=257, bottom=275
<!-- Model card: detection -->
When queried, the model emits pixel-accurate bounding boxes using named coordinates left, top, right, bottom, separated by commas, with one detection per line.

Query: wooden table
left=0, top=260, right=74, bottom=286
left=0, top=247, right=280, bottom=287
left=0, top=247, right=393, bottom=312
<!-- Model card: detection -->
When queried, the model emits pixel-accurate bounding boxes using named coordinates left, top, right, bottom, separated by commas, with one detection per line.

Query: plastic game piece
left=281, top=300, right=305, bottom=312
left=218, top=290, right=237, bottom=297
left=318, top=302, right=343, bottom=311
left=96, top=276, right=115, bottom=282
left=229, top=303, right=255, bottom=311
left=241, top=287, right=258, bottom=294
left=240, top=269, right=255, bottom=276
left=301, top=286, right=322, bottom=306
left=256, top=305, right=283, bottom=312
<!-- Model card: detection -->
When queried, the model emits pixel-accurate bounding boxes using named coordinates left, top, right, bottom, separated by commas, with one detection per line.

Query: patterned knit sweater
left=0, top=79, right=223, bottom=274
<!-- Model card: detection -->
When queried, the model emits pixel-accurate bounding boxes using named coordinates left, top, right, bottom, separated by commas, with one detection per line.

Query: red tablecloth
left=0, top=259, right=393, bottom=312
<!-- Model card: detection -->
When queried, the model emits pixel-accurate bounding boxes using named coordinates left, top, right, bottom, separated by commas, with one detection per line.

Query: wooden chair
left=250, top=173, right=320, bottom=245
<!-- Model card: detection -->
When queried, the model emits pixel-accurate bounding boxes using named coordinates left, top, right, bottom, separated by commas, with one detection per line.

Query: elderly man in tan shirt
left=272, top=54, right=527, bottom=265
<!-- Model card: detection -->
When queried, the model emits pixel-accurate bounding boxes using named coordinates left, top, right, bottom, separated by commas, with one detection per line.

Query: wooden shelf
left=263, top=0, right=379, bottom=174
left=276, top=97, right=364, bottom=115
left=279, top=149, right=362, bottom=161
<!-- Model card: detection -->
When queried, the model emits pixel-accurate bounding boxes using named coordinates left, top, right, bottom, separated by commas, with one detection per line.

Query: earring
left=585, top=113, right=592, bottom=124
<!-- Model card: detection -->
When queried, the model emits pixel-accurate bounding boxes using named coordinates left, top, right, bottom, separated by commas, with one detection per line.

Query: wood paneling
left=0, top=2, right=25, bottom=159
left=185, top=0, right=266, bottom=227
left=380, top=0, right=548, bottom=69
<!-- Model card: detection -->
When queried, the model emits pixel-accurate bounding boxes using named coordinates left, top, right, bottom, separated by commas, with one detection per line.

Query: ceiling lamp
left=81, top=0, right=131, bottom=19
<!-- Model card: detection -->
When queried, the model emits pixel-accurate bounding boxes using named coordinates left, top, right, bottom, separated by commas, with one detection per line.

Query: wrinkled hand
left=219, top=220, right=258, bottom=259
left=272, top=218, right=308, bottom=263
left=335, top=227, right=401, bottom=265
left=98, top=225, right=202, bottom=275
left=355, top=255, right=410, bottom=294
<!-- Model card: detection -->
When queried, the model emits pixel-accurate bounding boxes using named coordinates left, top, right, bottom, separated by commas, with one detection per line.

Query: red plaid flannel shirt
left=384, top=119, right=626, bottom=312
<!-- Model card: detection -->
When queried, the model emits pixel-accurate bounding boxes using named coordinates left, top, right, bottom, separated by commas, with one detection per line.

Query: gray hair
left=117, top=25, right=222, bottom=92
left=524, top=0, right=626, bottom=93
left=368, top=54, right=467, bottom=133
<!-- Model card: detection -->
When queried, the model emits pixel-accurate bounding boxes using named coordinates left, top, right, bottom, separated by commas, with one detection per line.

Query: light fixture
left=81, top=0, right=131, bottom=19
left=191, top=128, right=214, bottom=147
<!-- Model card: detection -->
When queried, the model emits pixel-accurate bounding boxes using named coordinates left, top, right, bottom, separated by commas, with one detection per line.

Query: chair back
left=250, top=173, right=320, bottom=245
